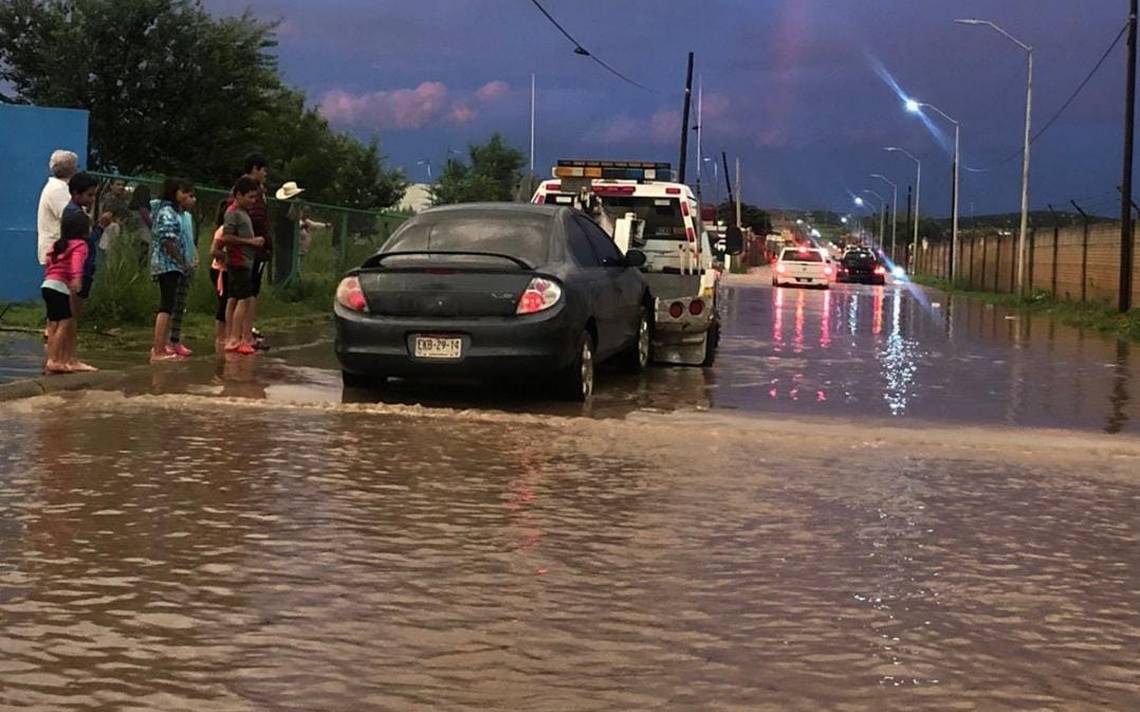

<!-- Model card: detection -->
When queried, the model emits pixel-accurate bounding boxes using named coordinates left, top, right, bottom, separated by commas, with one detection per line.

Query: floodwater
left=0, top=392, right=1137, bottom=710
left=74, top=270, right=1134, bottom=434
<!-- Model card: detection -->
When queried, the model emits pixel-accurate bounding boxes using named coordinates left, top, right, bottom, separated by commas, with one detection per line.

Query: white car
left=773, top=247, right=833, bottom=288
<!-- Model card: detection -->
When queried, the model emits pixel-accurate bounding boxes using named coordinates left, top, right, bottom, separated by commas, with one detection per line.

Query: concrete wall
left=916, top=222, right=1140, bottom=310
left=0, top=104, right=89, bottom=302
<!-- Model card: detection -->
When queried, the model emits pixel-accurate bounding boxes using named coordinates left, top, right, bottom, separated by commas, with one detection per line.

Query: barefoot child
left=149, top=178, right=196, bottom=362
left=42, top=173, right=103, bottom=374
left=221, top=177, right=266, bottom=355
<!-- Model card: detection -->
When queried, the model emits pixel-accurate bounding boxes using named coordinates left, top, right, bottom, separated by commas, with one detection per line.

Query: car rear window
left=781, top=249, right=823, bottom=263
left=844, top=252, right=876, bottom=265
left=382, top=214, right=552, bottom=265
left=596, top=196, right=686, bottom=240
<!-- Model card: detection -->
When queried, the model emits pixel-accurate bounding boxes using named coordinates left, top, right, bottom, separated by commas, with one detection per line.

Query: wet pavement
left=1, top=272, right=1138, bottom=710
left=41, top=269, right=1131, bottom=433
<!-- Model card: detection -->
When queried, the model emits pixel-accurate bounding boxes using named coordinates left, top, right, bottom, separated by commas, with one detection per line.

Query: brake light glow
left=823, top=266, right=834, bottom=276
left=668, top=302, right=684, bottom=319
left=591, top=185, right=636, bottom=196
left=335, top=276, right=368, bottom=312
left=665, top=187, right=682, bottom=195
left=689, top=299, right=704, bottom=316
left=874, top=266, right=887, bottom=275
left=516, top=277, right=563, bottom=315
left=777, top=264, right=787, bottom=274
left=545, top=182, right=561, bottom=191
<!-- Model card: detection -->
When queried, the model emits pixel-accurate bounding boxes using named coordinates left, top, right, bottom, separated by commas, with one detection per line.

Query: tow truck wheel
left=701, top=322, right=720, bottom=367
left=557, top=332, right=595, bottom=401
left=619, top=305, right=652, bottom=373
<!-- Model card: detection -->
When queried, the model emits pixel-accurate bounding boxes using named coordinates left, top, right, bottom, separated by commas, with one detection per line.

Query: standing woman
left=166, top=188, right=199, bottom=356
left=148, top=178, right=195, bottom=362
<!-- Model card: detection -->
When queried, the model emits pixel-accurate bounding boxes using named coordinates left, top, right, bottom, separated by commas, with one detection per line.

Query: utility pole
left=678, top=52, right=694, bottom=184
left=1120, top=0, right=1138, bottom=312
left=735, top=157, right=743, bottom=227
left=905, top=185, right=913, bottom=268
left=722, top=151, right=735, bottom=226
left=695, top=76, right=704, bottom=200
left=529, top=73, right=536, bottom=173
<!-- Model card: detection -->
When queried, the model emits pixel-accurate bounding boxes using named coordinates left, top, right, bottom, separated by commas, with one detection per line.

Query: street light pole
left=1120, top=0, right=1138, bottom=313
left=886, top=147, right=921, bottom=272
left=871, top=173, right=898, bottom=263
left=907, top=100, right=960, bottom=282
left=863, top=189, right=886, bottom=246
left=957, top=18, right=1033, bottom=294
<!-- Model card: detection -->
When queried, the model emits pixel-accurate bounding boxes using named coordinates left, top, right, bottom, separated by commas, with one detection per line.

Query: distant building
left=398, top=183, right=433, bottom=213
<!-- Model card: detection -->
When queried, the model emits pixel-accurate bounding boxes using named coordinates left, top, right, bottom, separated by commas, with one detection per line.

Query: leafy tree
left=718, top=201, right=772, bottom=234
left=431, top=133, right=526, bottom=205
left=0, top=0, right=405, bottom=208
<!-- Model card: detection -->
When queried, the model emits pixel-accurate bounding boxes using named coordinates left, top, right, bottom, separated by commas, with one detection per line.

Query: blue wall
left=0, top=104, right=89, bottom=302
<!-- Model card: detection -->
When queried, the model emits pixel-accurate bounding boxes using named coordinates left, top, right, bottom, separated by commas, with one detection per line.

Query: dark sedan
left=837, top=250, right=888, bottom=285
left=334, top=203, right=653, bottom=400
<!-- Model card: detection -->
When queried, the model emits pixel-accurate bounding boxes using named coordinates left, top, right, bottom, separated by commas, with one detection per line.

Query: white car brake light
left=516, top=278, right=562, bottom=315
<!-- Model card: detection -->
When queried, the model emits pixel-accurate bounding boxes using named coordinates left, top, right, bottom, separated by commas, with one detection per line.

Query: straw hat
left=275, top=181, right=306, bottom=200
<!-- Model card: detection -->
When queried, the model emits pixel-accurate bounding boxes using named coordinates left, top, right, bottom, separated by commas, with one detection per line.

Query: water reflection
left=1106, top=340, right=1132, bottom=434
left=880, top=289, right=918, bottom=416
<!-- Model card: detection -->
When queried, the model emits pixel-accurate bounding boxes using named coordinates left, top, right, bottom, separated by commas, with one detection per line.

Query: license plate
left=413, top=335, right=462, bottom=359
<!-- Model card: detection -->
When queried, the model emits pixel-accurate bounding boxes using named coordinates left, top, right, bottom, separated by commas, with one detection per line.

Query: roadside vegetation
left=914, top=276, right=1140, bottom=342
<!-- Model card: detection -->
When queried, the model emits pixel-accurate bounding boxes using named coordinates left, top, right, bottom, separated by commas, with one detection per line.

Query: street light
left=863, top=189, right=886, bottom=247
left=885, top=147, right=921, bottom=272
left=853, top=196, right=865, bottom=207
left=416, top=158, right=433, bottom=181
left=702, top=157, right=719, bottom=202
left=958, top=17, right=1033, bottom=294
left=906, top=100, right=960, bottom=282
left=870, top=173, right=898, bottom=263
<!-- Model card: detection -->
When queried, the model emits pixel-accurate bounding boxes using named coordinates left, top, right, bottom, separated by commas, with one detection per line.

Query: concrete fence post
left=1028, top=228, right=1036, bottom=292
left=1052, top=222, right=1059, bottom=297
left=1081, top=221, right=1090, bottom=303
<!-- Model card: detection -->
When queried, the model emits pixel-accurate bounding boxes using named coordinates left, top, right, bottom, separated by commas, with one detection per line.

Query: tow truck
left=532, top=160, right=739, bottom=366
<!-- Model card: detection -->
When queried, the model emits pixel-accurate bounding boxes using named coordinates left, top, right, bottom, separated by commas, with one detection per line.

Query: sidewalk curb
left=0, top=369, right=128, bottom=404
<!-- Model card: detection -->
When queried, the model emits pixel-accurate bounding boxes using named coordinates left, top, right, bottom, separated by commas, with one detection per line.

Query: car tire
left=342, top=370, right=385, bottom=389
left=619, top=305, right=652, bottom=373
left=557, top=331, right=595, bottom=401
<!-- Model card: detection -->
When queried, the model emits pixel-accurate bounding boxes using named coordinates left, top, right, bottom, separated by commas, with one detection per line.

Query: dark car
left=334, top=203, right=653, bottom=400
left=837, top=249, right=888, bottom=285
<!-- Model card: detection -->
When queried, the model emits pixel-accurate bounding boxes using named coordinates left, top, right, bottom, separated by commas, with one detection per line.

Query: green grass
left=913, top=275, right=1140, bottom=342
left=0, top=225, right=345, bottom=351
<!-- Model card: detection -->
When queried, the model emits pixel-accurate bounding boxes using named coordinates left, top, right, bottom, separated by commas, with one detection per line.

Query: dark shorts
left=42, top=288, right=72, bottom=322
left=251, top=259, right=266, bottom=297
left=209, top=267, right=230, bottom=322
left=156, top=271, right=180, bottom=314
left=229, top=267, right=254, bottom=301
left=77, top=275, right=93, bottom=300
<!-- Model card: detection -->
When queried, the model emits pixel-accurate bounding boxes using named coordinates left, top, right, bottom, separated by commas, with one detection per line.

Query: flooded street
left=1, top=275, right=1138, bottom=710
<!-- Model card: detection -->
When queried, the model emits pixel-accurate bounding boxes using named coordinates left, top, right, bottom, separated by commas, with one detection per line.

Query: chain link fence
left=84, top=172, right=410, bottom=326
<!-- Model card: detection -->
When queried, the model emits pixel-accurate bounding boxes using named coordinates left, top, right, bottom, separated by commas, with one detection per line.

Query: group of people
left=35, top=150, right=314, bottom=373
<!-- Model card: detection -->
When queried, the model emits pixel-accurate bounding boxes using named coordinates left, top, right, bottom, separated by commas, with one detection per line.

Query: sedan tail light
left=823, top=266, right=834, bottom=277
left=874, top=265, right=887, bottom=275
left=776, top=264, right=787, bottom=274
left=668, top=301, right=684, bottom=319
left=516, top=277, right=563, bottom=315
left=689, top=299, right=705, bottom=316
left=335, top=276, right=368, bottom=312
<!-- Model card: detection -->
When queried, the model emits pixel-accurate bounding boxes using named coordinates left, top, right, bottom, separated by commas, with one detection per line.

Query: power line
left=527, top=0, right=657, bottom=93
left=964, top=20, right=1129, bottom=173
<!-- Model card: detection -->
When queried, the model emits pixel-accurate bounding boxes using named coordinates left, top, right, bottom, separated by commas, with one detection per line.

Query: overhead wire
left=527, top=0, right=659, bottom=93
left=964, top=19, right=1129, bottom=173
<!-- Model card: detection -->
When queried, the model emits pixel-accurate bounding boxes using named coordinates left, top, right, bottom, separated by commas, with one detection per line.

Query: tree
left=0, top=0, right=406, bottom=209
left=717, top=200, right=772, bottom=234
left=431, top=133, right=526, bottom=205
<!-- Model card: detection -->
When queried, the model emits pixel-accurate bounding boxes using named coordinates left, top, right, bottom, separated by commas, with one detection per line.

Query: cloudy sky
left=206, top=0, right=1132, bottom=216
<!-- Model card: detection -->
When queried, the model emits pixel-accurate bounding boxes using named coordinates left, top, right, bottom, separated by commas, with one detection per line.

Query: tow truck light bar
left=554, top=159, right=672, bottom=182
